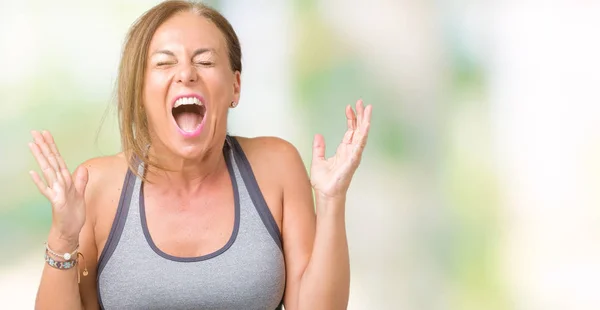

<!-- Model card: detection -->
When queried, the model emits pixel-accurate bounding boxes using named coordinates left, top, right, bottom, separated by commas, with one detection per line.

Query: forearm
left=298, top=196, right=350, bottom=310
left=35, top=232, right=83, bottom=310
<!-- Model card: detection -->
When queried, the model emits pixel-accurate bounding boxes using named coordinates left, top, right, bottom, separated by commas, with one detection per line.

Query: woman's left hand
left=310, top=99, right=372, bottom=201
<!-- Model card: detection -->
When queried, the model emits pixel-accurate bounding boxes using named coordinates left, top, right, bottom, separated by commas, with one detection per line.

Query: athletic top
left=96, top=136, right=285, bottom=309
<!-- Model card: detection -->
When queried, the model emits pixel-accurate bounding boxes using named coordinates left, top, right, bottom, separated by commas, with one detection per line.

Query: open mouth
left=172, top=97, right=206, bottom=133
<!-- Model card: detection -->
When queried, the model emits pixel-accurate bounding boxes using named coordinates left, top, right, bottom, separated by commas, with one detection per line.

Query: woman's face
left=143, top=11, right=240, bottom=159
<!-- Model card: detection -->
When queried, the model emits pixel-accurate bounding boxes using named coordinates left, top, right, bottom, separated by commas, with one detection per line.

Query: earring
left=230, top=101, right=238, bottom=108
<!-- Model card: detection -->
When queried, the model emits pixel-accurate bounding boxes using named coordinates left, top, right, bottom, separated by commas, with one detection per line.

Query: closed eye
left=196, top=61, right=214, bottom=66
left=157, top=62, right=176, bottom=66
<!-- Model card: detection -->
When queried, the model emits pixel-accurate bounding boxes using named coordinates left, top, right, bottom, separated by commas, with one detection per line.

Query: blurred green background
left=2, top=1, right=600, bottom=309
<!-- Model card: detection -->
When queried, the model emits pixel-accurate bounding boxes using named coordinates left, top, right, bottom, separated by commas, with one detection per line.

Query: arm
left=35, top=207, right=99, bottom=310
left=282, top=100, right=372, bottom=309
left=30, top=131, right=101, bottom=310
left=299, top=195, right=350, bottom=309
left=280, top=149, right=350, bottom=310
left=35, top=229, right=87, bottom=310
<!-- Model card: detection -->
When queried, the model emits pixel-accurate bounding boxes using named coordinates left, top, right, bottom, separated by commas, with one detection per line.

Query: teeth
left=174, top=97, right=202, bottom=108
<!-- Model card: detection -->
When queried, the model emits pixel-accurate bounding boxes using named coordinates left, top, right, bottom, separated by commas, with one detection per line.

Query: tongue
left=175, top=112, right=202, bottom=132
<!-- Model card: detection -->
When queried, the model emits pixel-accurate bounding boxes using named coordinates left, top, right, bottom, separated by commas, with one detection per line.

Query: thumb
left=73, top=165, right=89, bottom=196
left=312, top=134, right=326, bottom=162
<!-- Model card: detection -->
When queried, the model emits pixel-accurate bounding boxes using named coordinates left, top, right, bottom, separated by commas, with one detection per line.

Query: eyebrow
left=192, top=48, right=216, bottom=57
left=151, top=48, right=216, bottom=57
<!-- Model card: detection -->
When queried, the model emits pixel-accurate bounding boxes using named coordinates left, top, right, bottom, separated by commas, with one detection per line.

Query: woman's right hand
left=29, top=130, right=89, bottom=249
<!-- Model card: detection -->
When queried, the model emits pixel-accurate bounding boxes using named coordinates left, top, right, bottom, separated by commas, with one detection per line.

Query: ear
left=232, top=71, right=241, bottom=104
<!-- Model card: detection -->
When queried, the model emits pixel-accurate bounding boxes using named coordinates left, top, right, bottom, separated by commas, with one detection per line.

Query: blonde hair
left=116, top=0, right=242, bottom=177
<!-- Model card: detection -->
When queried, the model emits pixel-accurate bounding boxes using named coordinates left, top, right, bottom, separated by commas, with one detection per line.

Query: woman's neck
left=144, top=140, right=228, bottom=193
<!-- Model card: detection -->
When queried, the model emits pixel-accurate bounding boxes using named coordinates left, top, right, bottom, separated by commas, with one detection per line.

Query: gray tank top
left=97, top=136, right=285, bottom=309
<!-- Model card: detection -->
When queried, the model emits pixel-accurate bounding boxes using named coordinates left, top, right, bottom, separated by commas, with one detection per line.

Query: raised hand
left=28, top=130, right=88, bottom=244
left=310, top=99, right=372, bottom=200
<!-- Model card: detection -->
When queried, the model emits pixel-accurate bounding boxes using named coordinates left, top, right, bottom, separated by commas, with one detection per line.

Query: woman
left=29, top=1, right=372, bottom=309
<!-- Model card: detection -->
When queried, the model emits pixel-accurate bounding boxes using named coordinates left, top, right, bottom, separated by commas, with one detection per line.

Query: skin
left=30, top=11, right=372, bottom=310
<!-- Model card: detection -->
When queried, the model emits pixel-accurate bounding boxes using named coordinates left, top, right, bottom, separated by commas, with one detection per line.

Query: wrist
left=47, top=228, right=79, bottom=253
left=315, top=191, right=346, bottom=204
left=315, top=193, right=347, bottom=217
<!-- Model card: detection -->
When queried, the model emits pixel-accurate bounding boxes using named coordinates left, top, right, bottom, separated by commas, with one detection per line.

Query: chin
left=170, top=124, right=221, bottom=161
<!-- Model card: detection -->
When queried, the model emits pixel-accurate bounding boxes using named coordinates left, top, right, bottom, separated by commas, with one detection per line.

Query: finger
left=346, top=105, right=356, bottom=130
left=357, top=121, right=371, bottom=149
left=40, top=132, right=61, bottom=174
left=356, top=105, right=372, bottom=148
left=348, top=102, right=370, bottom=145
left=361, top=104, right=372, bottom=132
left=312, top=134, right=326, bottom=162
left=42, top=131, right=71, bottom=187
left=42, top=131, right=68, bottom=171
left=29, top=170, right=53, bottom=198
left=342, top=128, right=354, bottom=145
left=363, top=104, right=372, bottom=123
left=32, top=131, right=63, bottom=185
left=29, top=141, right=57, bottom=186
left=73, top=165, right=89, bottom=196
left=60, top=166, right=71, bottom=188
left=356, top=99, right=364, bottom=127
left=32, top=130, right=60, bottom=173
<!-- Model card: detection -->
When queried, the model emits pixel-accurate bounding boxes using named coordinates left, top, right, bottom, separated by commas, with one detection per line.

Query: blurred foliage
left=0, top=64, right=120, bottom=256
left=291, top=1, right=506, bottom=309
left=441, top=37, right=507, bottom=309
left=293, top=6, right=406, bottom=162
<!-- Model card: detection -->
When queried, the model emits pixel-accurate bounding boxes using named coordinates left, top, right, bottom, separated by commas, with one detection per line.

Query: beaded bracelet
left=44, top=251, right=89, bottom=283
left=45, top=252, right=77, bottom=270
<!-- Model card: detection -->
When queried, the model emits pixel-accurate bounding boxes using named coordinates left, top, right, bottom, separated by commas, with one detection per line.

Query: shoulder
left=80, top=152, right=129, bottom=172
left=80, top=153, right=129, bottom=189
left=232, top=135, right=311, bottom=204
left=233, top=136, right=305, bottom=169
left=78, top=153, right=130, bottom=212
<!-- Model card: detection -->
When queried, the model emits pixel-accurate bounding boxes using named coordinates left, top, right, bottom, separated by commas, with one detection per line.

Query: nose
left=176, top=64, right=198, bottom=84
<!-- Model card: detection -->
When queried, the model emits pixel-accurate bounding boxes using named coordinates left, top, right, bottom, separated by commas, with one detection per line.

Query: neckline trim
left=138, top=139, right=241, bottom=262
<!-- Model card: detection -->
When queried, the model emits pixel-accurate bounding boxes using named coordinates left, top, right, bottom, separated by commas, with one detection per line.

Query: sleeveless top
left=96, top=136, right=286, bottom=309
